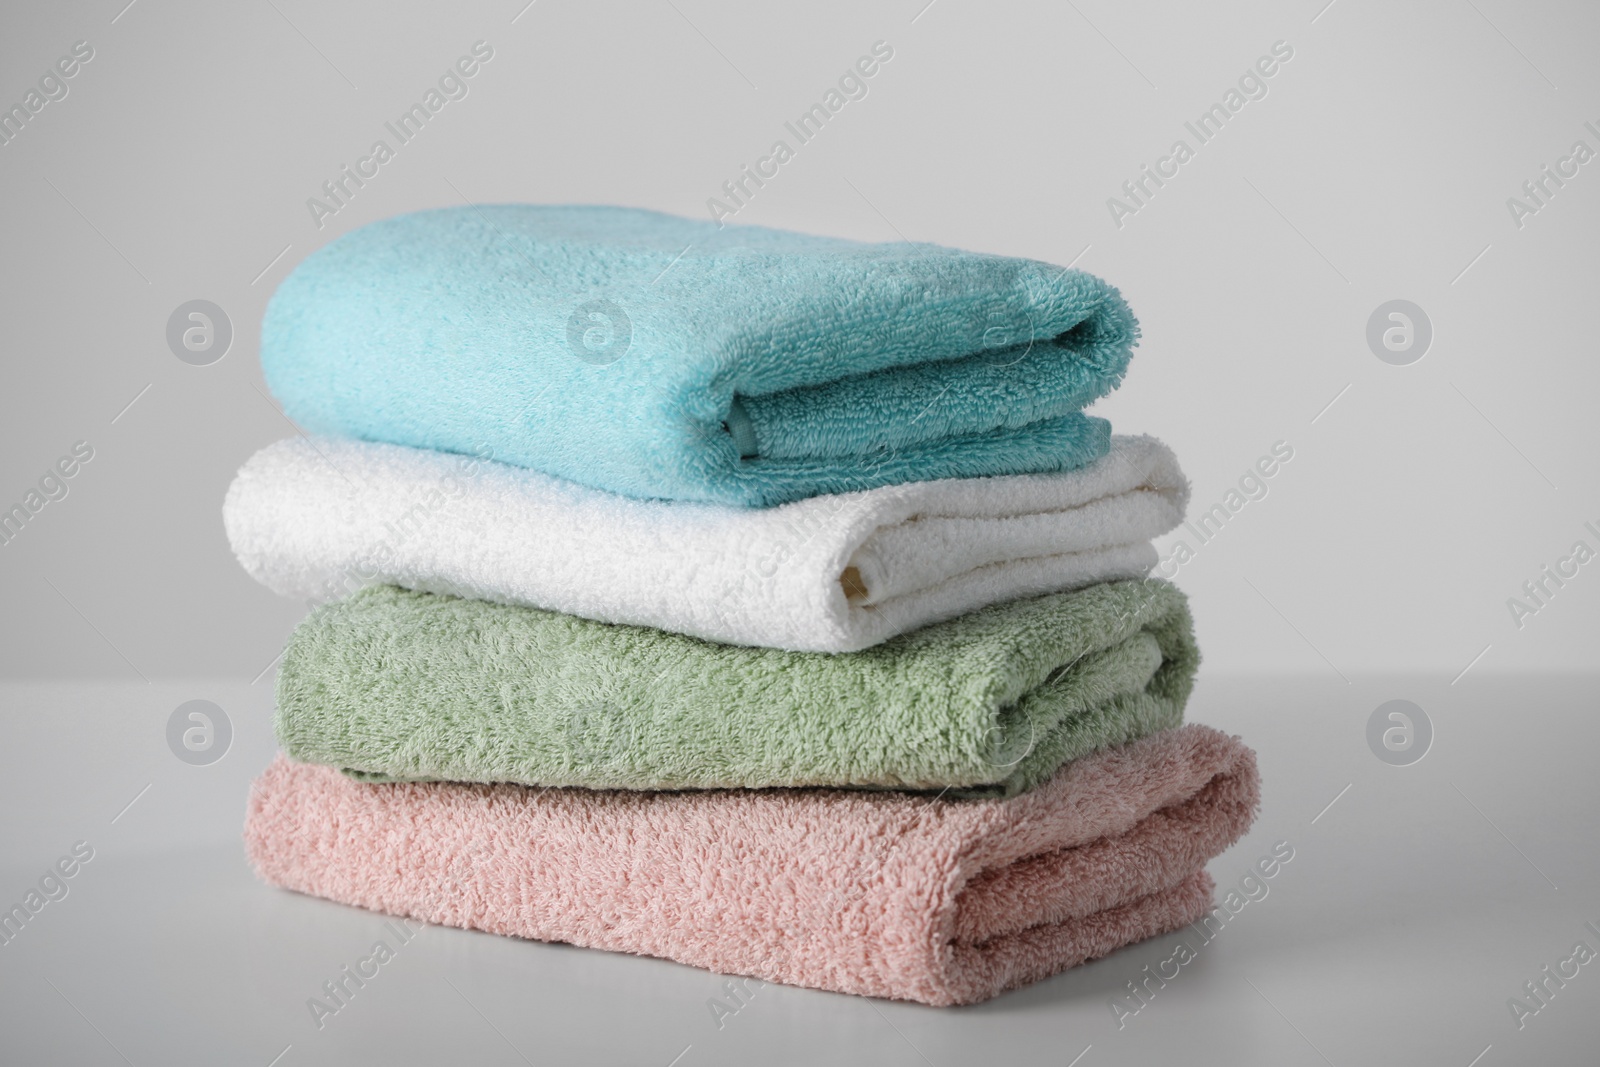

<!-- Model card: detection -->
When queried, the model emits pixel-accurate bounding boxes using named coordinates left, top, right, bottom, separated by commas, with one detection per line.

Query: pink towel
left=245, top=724, right=1258, bottom=1005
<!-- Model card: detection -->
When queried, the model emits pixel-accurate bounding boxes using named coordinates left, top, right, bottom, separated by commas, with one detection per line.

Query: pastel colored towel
left=245, top=724, right=1259, bottom=1005
left=224, top=433, right=1188, bottom=653
left=260, top=205, right=1139, bottom=506
left=275, top=579, right=1196, bottom=797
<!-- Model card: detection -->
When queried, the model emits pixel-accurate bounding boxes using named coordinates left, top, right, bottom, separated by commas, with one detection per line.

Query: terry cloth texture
left=259, top=204, right=1139, bottom=506
left=224, top=433, right=1189, bottom=653
left=245, top=724, right=1260, bottom=1006
left=274, top=579, right=1198, bottom=797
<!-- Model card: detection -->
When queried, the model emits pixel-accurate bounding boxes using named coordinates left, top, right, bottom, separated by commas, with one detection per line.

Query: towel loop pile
left=236, top=205, right=1259, bottom=1005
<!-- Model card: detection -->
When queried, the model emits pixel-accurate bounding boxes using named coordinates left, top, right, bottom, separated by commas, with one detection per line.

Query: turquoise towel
left=262, top=205, right=1139, bottom=506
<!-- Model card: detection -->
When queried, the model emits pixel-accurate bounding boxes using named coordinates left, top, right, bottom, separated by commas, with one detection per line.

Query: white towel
left=223, top=435, right=1189, bottom=652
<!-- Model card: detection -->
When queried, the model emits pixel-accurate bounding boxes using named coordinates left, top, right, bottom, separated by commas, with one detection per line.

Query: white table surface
left=2, top=674, right=1595, bottom=1066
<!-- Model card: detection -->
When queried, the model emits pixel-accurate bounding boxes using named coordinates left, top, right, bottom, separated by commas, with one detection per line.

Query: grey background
left=1, top=0, right=1597, bottom=1063
left=1, top=0, right=1595, bottom=680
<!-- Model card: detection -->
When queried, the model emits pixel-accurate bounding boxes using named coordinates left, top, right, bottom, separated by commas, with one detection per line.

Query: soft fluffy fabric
left=246, top=725, right=1258, bottom=1006
left=275, top=579, right=1197, bottom=797
left=224, top=433, right=1188, bottom=653
left=260, top=205, right=1140, bottom=506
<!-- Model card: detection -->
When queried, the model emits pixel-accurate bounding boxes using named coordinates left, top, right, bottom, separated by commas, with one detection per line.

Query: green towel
left=275, top=580, right=1197, bottom=797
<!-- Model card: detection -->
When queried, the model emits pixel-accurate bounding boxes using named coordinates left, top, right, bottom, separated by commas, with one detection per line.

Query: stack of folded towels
left=229, top=205, right=1259, bottom=1006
